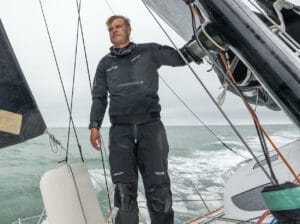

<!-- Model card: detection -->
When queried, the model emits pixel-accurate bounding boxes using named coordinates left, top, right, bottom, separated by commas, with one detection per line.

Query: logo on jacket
left=131, top=55, right=141, bottom=62
left=106, top=65, right=118, bottom=72
left=113, top=171, right=124, bottom=176
left=154, top=171, right=165, bottom=176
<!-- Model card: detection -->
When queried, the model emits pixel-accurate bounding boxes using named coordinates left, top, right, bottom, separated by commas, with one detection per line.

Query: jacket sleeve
left=151, top=43, right=187, bottom=67
left=89, top=62, right=108, bottom=129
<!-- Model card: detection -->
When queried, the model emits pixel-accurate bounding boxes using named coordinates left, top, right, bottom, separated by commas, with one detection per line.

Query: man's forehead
left=109, top=18, right=126, bottom=27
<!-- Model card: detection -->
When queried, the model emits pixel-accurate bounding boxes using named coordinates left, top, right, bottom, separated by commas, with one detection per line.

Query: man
left=89, top=15, right=198, bottom=224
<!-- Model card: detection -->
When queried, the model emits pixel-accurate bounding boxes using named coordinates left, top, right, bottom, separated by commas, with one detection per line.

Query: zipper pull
left=133, top=124, right=138, bottom=144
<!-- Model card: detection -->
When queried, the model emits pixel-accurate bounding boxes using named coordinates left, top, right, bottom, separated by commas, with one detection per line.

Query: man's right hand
left=90, top=128, right=101, bottom=150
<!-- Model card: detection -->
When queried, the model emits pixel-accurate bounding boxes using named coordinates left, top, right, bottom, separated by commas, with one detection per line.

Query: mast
left=198, top=0, right=300, bottom=127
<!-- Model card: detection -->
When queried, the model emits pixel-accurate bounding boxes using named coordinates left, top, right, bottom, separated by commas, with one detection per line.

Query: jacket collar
left=110, top=42, right=136, bottom=57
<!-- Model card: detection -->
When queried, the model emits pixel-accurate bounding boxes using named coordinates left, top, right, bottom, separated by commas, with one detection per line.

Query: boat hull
left=223, top=139, right=300, bottom=221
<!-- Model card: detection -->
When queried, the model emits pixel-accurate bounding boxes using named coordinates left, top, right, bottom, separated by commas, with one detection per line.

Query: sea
left=0, top=124, right=299, bottom=224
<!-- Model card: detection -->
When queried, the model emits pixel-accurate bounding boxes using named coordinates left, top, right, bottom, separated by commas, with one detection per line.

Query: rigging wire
left=38, top=0, right=84, bottom=163
left=159, top=75, right=249, bottom=160
left=65, top=0, right=82, bottom=163
left=140, top=0, right=275, bottom=184
left=191, top=2, right=300, bottom=185
left=194, top=0, right=300, bottom=183
left=190, top=5, right=279, bottom=184
left=207, top=0, right=300, bottom=183
left=71, top=0, right=112, bottom=214
left=132, top=0, right=246, bottom=160
left=67, top=164, right=88, bottom=224
left=73, top=0, right=113, bottom=212
left=39, top=0, right=115, bottom=212
left=218, top=51, right=298, bottom=183
left=74, top=0, right=93, bottom=91
left=254, top=122, right=279, bottom=184
left=104, top=0, right=116, bottom=15
left=191, top=181, right=211, bottom=212
left=217, top=52, right=278, bottom=184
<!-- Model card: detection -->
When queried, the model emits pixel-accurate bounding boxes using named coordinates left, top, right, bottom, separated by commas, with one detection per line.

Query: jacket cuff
left=88, top=121, right=100, bottom=130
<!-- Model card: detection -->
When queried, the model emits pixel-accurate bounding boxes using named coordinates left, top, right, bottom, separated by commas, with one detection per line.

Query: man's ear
left=127, top=26, right=132, bottom=35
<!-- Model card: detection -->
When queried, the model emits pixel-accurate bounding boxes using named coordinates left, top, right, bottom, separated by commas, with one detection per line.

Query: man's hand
left=90, top=128, right=101, bottom=150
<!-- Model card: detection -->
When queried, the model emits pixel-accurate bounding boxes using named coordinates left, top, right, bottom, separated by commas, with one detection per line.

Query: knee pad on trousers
left=114, top=183, right=138, bottom=212
left=145, top=186, right=173, bottom=214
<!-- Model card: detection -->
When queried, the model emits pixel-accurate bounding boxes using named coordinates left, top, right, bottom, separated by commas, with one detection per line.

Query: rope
left=47, top=130, right=67, bottom=154
left=197, top=0, right=282, bottom=184
left=217, top=55, right=238, bottom=106
left=293, top=173, right=300, bottom=184
left=216, top=43, right=278, bottom=183
left=141, top=0, right=275, bottom=183
left=104, top=206, right=116, bottom=223
left=254, top=121, right=278, bottom=184
left=139, top=0, right=248, bottom=160
left=201, top=23, right=226, bottom=51
left=142, top=0, right=274, bottom=183
left=219, top=52, right=299, bottom=184
left=184, top=206, right=224, bottom=224
left=38, top=0, right=84, bottom=163
left=256, top=210, right=270, bottom=224
left=217, top=81, right=228, bottom=106
left=189, top=2, right=279, bottom=184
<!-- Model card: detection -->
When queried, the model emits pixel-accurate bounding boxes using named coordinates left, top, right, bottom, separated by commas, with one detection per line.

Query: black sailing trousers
left=109, top=119, right=174, bottom=224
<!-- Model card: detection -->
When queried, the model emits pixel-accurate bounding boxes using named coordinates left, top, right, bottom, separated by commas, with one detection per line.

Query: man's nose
left=112, top=28, right=118, bottom=34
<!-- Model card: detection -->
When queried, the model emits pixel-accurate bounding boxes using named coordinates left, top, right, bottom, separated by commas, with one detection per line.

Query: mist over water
left=0, top=124, right=299, bottom=224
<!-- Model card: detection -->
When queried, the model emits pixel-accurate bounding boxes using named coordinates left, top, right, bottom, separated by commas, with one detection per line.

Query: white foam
left=88, top=169, right=113, bottom=192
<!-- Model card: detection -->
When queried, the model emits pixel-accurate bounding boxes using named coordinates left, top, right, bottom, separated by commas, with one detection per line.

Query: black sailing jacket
left=90, top=42, right=186, bottom=128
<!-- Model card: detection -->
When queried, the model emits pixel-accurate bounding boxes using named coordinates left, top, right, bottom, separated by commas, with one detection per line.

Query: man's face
left=108, top=18, right=131, bottom=48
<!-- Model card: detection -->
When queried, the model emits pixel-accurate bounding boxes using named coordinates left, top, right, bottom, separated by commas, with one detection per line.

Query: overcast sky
left=0, top=0, right=294, bottom=127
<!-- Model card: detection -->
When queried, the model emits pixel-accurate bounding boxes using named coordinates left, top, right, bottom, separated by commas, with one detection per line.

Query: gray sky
left=0, top=0, right=293, bottom=127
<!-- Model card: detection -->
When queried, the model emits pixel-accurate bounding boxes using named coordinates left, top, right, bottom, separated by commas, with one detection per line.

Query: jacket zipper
left=118, top=81, right=144, bottom=88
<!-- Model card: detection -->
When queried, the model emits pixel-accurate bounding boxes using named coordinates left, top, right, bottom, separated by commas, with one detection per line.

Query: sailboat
left=141, top=0, right=300, bottom=223
left=142, top=0, right=300, bottom=223
left=1, top=0, right=300, bottom=223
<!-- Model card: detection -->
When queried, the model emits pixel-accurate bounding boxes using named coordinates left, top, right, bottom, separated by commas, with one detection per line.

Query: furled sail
left=0, top=19, right=46, bottom=149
